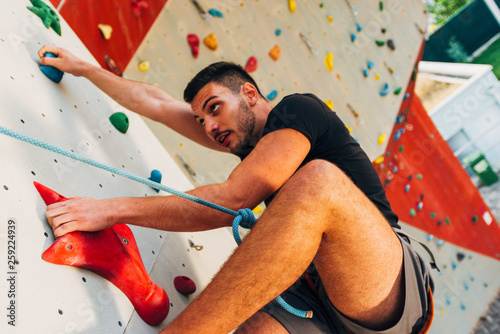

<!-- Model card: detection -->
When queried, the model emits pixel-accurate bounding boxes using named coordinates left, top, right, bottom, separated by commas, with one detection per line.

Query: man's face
left=191, top=82, right=256, bottom=155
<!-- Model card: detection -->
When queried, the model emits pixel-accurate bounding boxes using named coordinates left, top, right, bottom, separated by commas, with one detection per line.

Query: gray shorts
left=262, top=233, right=435, bottom=334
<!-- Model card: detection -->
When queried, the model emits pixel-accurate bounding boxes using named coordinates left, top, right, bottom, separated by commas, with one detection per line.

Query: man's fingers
left=53, top=220, right=77, bottom=238
left=38, top=44, right=60, bottom=59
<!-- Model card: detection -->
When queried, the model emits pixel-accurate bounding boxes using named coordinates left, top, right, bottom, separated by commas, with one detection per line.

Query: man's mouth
left=216, top=132, right=230, bottom=147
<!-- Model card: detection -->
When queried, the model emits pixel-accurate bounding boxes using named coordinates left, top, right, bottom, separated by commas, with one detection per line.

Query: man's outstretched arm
left=38, top=45, right=223, bottom=151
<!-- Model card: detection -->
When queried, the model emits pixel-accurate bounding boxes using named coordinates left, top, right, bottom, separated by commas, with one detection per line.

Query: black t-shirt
left=239, top=93, right=399, bottom=228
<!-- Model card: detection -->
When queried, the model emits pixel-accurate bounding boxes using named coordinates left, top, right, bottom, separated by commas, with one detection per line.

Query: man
left=39, top=45, right=434, bottom=334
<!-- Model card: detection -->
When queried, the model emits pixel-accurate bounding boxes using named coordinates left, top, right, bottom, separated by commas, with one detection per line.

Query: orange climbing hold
left=268, top=44, right=281, bottom=60
left=203, top=33, right=218, bottom=50
left=34, top=182, right=170, bottom=326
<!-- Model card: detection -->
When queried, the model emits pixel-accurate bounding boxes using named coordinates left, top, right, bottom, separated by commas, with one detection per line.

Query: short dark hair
left=183, top=61, right=263, bottom=103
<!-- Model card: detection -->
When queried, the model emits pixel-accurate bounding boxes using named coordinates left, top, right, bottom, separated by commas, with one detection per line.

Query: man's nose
left=205, top=117, right=219, bottom=135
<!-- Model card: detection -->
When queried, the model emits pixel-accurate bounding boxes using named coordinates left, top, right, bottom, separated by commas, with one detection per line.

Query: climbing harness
left=0, top=125, right=313, bottom=319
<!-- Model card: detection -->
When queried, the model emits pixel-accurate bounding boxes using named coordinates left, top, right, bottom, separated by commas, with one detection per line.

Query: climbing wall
left=119, top=0, right=429, bottom=187
left=0, top=1, right=236, bottom=333
left=50, top=0, right=169, bottom=72
left=374, top=41, right=500, bottom=333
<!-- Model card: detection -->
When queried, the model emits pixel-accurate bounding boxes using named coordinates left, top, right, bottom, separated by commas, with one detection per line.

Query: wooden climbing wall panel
left=374, top=41, right=500, bottom=261
left=50, top=0, right=168, bottom=72
left=123, top=0, right=429, bottom=188
left=0, top=1, right=236, bottom=333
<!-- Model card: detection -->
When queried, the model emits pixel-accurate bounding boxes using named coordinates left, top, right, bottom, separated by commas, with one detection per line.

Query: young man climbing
left=38, top=45, right=435, bottom=334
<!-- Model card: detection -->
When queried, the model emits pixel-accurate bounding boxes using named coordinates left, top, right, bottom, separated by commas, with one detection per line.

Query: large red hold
left=34, top=182, right=170, bottom=326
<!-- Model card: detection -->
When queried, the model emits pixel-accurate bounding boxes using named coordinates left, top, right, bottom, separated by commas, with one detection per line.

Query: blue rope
left=0, top=125, right=312, bottom=319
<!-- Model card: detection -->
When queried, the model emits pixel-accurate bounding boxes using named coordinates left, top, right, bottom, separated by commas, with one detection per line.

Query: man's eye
left=210, top=104, right=219, bottom=113
left=198, top=118, right=205, bottom=126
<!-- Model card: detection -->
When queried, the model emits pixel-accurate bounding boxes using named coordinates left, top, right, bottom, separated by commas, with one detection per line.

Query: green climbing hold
left=410, top=208, right=416, bottom=217
left=445, top=216, right=451, bottom=225
left=109, top=112, right=129, bottom=134
left=379, top=1, right=384, bottom=11
left=394, top=87, right=402, bottom=95
left=416, top=174, right=423, bottom=180
left=411, top=68, right=417, bottom=81
left=404, top=108, right=409, bottom=115
left=399, top=145, right=404, bottom=152
left=27, top=0, right=61, bottom=36
left=472, top=215, right=478, bottom=223
left=430, top=212, right=436, bottom=219
left=375, top=40, right=385, bottom=47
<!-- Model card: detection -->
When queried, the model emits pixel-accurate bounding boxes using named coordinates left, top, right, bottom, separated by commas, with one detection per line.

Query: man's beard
left=233, top=98, right=256, bottom=156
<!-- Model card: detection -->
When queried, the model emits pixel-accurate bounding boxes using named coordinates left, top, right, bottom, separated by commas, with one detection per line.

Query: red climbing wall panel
left=50, top=0, right=62, bottom=7
left=375, top=41, right=500, bottom=260
left=50, top=0, right=168, bottom=72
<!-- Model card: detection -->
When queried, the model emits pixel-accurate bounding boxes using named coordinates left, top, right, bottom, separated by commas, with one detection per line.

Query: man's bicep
left=226, top=128, right=311, bottom=207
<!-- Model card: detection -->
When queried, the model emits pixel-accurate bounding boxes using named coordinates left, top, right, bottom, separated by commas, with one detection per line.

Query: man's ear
left=242, top=83, right=258, bottom=106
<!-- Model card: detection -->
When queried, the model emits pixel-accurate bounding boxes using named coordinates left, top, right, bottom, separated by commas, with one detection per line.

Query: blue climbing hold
left=404, top=184, right=410, bottom=193
left=267, top=89, right=278, bottom=101
left=394, top=132, right=401, bottom=141
left=446, top=299, right=451, bottom=305
left=426, top=234, right=434, bottom=241
left=367, top=61, right=374, bottom=69
left=464, top=284, right=469, bottom=291
left=392, top=166, right=398, bottom=173
left=452, top=262, right=457, bottom=270
left=461, top=304, right=466, bottom=310
left=380, top=82, right=390, bottom=96
left=363, top=69, right=369, bottom=77
left=403, top=93, right=410, bottom=100
left=40, top=52, right=63, bottom=83
left=351, top=33, right=356, bottom=42
left=148, top=169, right=162, bottom=192
left=436, top=239, right=444, bottom=246
left=417, top=202, right=423, bottom=210
left=396, top=115, right=403, bottom=123
left=208, top=8, right=223, bottom=18
left=275, top=29, right=282, bottom=36
left=356, top=23, right=362, bottom=32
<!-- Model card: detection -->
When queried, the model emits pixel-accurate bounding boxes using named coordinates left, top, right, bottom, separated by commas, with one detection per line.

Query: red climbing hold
left=34, top=182, right=170, bottom=326
left=131, top=0, right=149, bottom=17
left=187, top=34, right=200, bottom=58
left=174, top=275, right=197, bottom=295
left=244, top=56, right=258, bottom=73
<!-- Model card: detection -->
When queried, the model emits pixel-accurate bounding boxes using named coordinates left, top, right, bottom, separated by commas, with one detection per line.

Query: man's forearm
left=110, top=181, right=253, bottom=232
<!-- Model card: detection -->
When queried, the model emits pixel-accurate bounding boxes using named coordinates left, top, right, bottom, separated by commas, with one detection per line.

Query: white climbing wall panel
left=0, top=1, right=236, bottom=333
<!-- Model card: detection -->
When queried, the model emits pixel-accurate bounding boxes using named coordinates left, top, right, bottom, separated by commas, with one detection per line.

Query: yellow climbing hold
left=325, top=52, right=334, bottom=72
left=324, top=100, right=334, bottom=110
left=327, top=15, right=333, bottom=23
left=377, top=134, right=386, bottom=145
left=345, top=124, right=352, bottom=133
left=269, top=44, right=281, bottom=60
left=374, top=74, right=380, bottom=80
left=98, top=24, right=113, bottom=40
left=288, top=0, right=296, bottom=13
left=138, top=60, right=150, bottom=72
left=252, top=205, right=264, bottom=214
left=374, top=156, right=384, bottom=164
left=203, top=33, right=218, bottom=50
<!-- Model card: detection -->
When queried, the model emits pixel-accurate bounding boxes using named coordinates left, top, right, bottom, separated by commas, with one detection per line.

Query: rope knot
left=231, top=208, right=257, bottom=245
left=236, top=208, right=257, bottom=229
